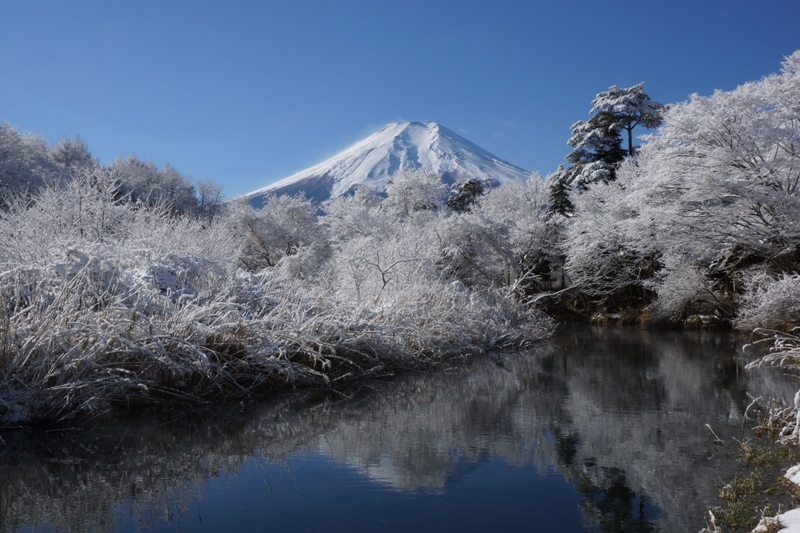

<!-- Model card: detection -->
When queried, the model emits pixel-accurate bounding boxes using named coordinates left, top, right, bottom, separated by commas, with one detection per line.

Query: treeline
left=0, top=124, right=223, bottom=216
left=539, top=50, right=800, bottom=333
left=0, top=136, right=552, bottom=428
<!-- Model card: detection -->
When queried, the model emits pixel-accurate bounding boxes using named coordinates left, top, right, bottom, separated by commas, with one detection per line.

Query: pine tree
left=546, top=165, right=574, bottom=218
left=565, top=83, right=663, bottom=187
left=590, top=82, right=664, bottom=158
left=447, top=177, right=490, bottom=212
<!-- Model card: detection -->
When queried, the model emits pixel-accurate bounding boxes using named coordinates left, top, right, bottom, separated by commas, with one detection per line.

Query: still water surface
left=1, top=326, right=794, bottom=532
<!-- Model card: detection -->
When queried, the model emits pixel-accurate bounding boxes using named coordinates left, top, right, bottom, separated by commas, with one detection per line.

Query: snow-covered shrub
left=474, top=176, right=555, bottom=288
left=0, top=168, right=239, bottom=277
left=432, top=209, right=515, bottom=287
left=327, top=210, right=440, bottom=306
left=0, top=169, right=133, bottom=267
left=322, top=184, right=384, bottom=240
left=382, top=171, right=447, bottom=217
left=648, top=255, right=723, bottom=323
left=562, top=174, right=660, bottom=307
left=735, top=273, right=800, bottom=331
left=0, top=169, right=552, bottom=428
left=744, top=329, right=800, bottom=446
left=223, top=195, right=328, bottom=274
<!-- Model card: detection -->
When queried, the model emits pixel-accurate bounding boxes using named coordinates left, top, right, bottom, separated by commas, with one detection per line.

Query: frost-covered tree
left=49, top=136, right=96, bottom=178
left=735, top=273, right=800, bottom=331
left=622, top=51, right=800, bottom=277
left=0, top=122, right=59, bottom=206
left=110, top=155, right=197, bottom=214
left=566, top=83, right=663, bottom=188
left=589, top=82, right=664, bottom=157
left=226, top=194, right=328, bottom=275
left=561, top=51, right=800, bottom=324
left=446, top=176, right=491, bottom=212
left=323, top=185, right=388, bottom=243
left=432, top=208, right=515, bottom=287
left=0, top=168, right=129, bottom=266
left=382, top=171, right=447, bottom=216
left=0, top=127, right=218, bottom=218
left=562, top=174, right=661, bottom=312
left=474, top=175, right=557, bottom=290
left=157, top=164, right=198, bottom=213
left=195, top=179, right=224, bottom=219
left=0, top=166, right=236, bottom=270
left=568, top=114, right=625, bottom=169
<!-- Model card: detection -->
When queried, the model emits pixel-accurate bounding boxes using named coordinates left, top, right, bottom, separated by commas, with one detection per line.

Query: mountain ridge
left=244, top=121, right=532, bottom=205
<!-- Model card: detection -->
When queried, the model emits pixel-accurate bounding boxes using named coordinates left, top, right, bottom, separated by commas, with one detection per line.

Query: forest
left=1, top=51, right=799, bottom=435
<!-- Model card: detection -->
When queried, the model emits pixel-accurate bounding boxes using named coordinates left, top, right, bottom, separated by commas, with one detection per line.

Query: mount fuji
left=244, top=121, right=533, bottom=206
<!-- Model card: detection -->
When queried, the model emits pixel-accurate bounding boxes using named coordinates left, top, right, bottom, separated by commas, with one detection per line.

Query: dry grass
left=0, top=254, right=551, bottom=428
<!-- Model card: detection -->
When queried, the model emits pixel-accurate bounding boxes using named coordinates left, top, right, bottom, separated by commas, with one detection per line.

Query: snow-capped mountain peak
left=244, top=121, right=532, bottom=205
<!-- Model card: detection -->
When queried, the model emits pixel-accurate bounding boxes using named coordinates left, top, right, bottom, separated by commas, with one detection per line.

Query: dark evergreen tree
left=567, top=114, right=626, bottom=168
left=546, top=165, right=574, bottom=218
left=447, top=176, right=490, bottom=212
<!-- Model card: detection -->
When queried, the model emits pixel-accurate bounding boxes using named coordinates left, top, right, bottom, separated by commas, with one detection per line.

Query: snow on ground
left=752, top=465, right=800, bottom=532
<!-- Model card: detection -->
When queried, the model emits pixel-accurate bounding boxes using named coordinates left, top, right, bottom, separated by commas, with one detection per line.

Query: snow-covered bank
left=0, top=252, right=548, bottom=427
left=701, top=332, right=800, bottom=533
left=0, top=169, right=552, bottom=429
left=751, top=466, right=800, bottom=532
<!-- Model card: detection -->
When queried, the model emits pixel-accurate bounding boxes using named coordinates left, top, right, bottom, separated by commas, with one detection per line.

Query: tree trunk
left=627, top=125, right=634, bottom=157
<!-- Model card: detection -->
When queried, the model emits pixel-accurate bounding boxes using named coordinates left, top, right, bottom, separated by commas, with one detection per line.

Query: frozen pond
left=0, top=326, right=792, bottom=532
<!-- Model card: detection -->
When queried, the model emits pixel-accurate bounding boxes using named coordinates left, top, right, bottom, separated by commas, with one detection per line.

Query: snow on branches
left=560, top=50, right=800, bottom=324
left=0, top=168, right=552, bottom=427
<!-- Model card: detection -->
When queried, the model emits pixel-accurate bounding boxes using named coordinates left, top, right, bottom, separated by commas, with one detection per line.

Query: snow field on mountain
left=245, top=121, right=533, bottom=205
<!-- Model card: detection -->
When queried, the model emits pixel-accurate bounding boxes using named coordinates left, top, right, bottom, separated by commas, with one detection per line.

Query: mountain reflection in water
left=0, top=326, right=793, bottom=532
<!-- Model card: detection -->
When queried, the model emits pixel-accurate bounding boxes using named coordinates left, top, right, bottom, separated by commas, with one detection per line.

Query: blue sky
left=2, top=1, right=799, bottom=197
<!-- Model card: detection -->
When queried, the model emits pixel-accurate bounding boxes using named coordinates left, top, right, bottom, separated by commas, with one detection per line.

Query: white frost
left=753, top=508, right=800, bottom=532
left=751, top=464, right=800, bottom=532
left=786, top=464, right=800, bottom=487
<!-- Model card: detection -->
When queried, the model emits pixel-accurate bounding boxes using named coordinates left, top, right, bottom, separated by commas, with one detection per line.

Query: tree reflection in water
left=0, top=326, right=793, bottom=532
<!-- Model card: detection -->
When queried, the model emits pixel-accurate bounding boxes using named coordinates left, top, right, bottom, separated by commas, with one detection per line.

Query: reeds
left=0, top=170, right=552, bottom=429
left=0, top=249, right=550, bottom=428
left=745, top=329, right=800, bottom=444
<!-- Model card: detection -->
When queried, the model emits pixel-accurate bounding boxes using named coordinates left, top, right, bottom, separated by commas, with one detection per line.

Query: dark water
left=0, top=326, right=795, bottom=532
